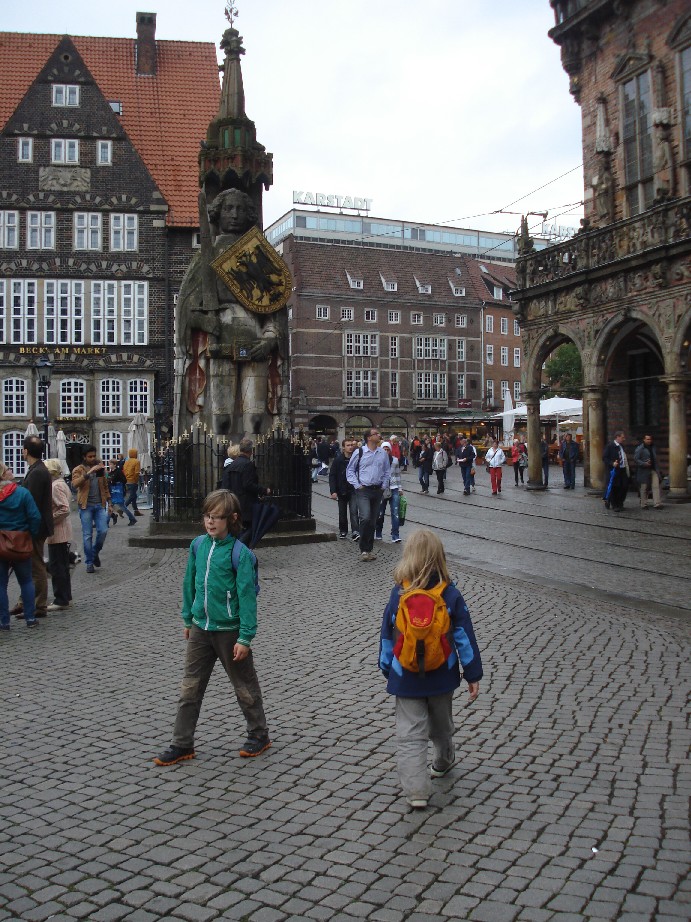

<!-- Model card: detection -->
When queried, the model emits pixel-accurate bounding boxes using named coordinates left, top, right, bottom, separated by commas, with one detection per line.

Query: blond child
left=154, top=489, right=270, bottom=766
left=379, top=529, right=482, bottom=808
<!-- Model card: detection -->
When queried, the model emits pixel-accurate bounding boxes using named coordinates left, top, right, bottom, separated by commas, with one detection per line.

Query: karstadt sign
left=293, top=191, right=373, bottom=211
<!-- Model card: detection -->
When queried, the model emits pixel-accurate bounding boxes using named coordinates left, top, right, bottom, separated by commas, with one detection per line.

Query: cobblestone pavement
left=0, top=495, right=689, bottom=922
left=311, top=465, right=691, bottom=614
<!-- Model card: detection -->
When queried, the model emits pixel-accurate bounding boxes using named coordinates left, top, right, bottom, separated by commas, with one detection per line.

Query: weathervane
left=225, top=2, right=239, bottom=27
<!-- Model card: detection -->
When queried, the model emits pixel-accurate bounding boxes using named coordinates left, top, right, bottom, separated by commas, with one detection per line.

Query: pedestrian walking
left=485, top=440, right=505, bottom=495
left=11, top=435, right=54, bottom=618
left=107, top=458, right=136, bottom=525
left=559, top=433, right=578, bottom=489
left=0, top=461, right=41, bottom=630
left=43, top=459, right=74, bottom=612
left=378, top=529, right=482, bottom=809
left=329, top=437, right=360, bottom=539
left=540, top=437, right=550, bottom=487
left=221, top=437, right=271, bottom=538
left=123, top=449, right=143, bottom=516
left=346, top=427, right=390, bottom=562
left=634, top=434, right=663, bottom=509
left=71, top=445, right=111, bottom=573
left=153, top=489, right=270, bottom=766
left=417, top=439, right=433, bottom=494
left=432, top=441, right=450, bottom=494
left=457, top=437, right=474, bottom=495
left=603, top=430, right=630, bottom=511
left=512, top=438, right=527, bottom=486
left=375, top=441, right=403, bottom=543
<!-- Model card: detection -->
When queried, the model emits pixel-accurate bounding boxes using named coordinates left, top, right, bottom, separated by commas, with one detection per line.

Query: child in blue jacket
left=379, top=528, right=482, bottom=809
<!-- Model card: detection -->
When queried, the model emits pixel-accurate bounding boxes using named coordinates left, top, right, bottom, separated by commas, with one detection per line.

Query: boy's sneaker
left=93, top=553, right=101, bottom=568
left=391, top=537, right=401, bottom=543
left=86, top=564, right=95, bottom=574
left=351, top=532, right=360, bottom=541
left=153, top=745, right=195, bottom=766
left=239, top=736, right=271, bottom=758
left=430, top=756, right=457, bottom=778
left=374, top=534, right=382, bottom=541
left=406, top=797, right=428, bottom=809
left=338, top=532, right=348, bottom=539
left=26, top=620, right=39, bottom=629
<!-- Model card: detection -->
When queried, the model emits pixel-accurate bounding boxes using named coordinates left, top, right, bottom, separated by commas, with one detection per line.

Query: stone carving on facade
left=517, top=215, right=534, bottom=256
left=590, top=274, right=626, bottom=306
left=39, top=166, right=90, bottom=192
left=652, top=63, right=674, bottom=202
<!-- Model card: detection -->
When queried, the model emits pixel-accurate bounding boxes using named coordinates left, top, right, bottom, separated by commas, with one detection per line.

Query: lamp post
left=34, top=355, right=53, bottom=457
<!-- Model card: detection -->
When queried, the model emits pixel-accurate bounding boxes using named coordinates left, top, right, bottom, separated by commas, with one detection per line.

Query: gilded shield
left=210, top=226, right=292, bottom=315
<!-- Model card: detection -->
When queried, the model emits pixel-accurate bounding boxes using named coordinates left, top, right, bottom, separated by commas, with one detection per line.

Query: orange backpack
left=393, top=581, right=452, bottom=675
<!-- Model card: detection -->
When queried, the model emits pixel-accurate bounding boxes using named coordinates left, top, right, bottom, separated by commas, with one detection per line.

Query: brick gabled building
left=276, top=231, right=518, bottom=439
left=0, top=13, right=219, bottom=472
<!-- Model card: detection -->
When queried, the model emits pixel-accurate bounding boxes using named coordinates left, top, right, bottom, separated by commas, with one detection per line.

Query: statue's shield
left=210, top=226, right=292, bottom=315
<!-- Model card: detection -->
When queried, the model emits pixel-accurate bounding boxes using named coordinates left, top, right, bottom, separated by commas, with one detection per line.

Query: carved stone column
left=582, top=386, right=606, bottom=490
left=661, top=375, right=689, bottom=499
left=524, top=390, right=544, bottom=490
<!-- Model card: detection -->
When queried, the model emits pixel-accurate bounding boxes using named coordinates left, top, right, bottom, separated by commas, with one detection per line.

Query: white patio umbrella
left=56, top=429, right=70, bottom=476
left=24, top=421, right=40, bottom=438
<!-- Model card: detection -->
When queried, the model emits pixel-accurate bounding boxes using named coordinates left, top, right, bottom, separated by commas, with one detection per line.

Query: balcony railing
left=515, top=197, right=691, bottom=292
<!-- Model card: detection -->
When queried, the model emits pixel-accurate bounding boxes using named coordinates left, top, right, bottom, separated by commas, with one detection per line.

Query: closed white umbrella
left=132, top=412, right=152, bottom=471
left=56, top=429, right=70, bottom=476
left=47, top=423, right=57, bottom=458
left=502, top=390, right=515, bottom=445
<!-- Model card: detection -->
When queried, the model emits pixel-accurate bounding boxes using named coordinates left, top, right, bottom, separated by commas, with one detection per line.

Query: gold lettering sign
left=18, top=346, right=107, bottom=356
left=211, top=226, right=292, bottom=315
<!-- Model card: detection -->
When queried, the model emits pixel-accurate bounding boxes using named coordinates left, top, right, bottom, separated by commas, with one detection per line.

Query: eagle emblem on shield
left=210, top=226, right=292, bottom=315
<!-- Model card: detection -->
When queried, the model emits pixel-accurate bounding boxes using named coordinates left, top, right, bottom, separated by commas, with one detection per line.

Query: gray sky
left=3, top=0, right=585, bottom=238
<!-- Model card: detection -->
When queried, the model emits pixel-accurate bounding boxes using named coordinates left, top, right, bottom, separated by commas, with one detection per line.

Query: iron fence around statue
left=153, top=426, right=312, bottom=524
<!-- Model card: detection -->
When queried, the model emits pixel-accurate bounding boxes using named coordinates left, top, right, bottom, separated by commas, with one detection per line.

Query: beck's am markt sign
left=293, top=191, right=373, bottom=211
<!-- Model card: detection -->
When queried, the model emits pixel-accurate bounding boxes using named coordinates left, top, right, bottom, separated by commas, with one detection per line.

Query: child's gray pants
left=395, top=692, right=455, bottom=799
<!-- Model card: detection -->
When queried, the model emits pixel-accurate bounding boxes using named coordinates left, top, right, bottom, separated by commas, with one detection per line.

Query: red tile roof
left=0, top=32, right=220, bottom=226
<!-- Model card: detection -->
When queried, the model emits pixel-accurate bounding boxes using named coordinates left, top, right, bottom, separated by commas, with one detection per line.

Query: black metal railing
left=153, top=424, right=312, bottom=524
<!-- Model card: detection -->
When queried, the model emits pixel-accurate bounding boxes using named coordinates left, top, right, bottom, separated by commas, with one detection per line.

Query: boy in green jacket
left=153, top=490, right=270, bottom=766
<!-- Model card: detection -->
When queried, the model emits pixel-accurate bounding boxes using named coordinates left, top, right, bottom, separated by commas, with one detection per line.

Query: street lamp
left=34, top=355, right=53, bottom=457
left=153, top=397, right=165, bottom=523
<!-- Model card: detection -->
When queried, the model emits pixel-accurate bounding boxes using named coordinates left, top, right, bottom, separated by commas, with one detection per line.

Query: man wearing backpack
left=346, top=428, right=390, bottom=562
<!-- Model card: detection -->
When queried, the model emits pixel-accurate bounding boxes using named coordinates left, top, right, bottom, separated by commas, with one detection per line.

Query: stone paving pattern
left=0, top=476, right=689, bottom=922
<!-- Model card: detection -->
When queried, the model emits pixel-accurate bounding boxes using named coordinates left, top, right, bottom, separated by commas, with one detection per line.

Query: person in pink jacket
left=44, top=459, right=73, bottom=612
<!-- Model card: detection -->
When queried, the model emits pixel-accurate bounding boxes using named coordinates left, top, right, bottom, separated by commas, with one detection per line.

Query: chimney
left=136, top=12, right=157, bottom=76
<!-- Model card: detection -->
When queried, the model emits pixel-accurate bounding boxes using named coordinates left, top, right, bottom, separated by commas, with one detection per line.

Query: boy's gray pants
left=395, top=692, right=455, bottom=799
left=172, top=625, right=268, bottom=749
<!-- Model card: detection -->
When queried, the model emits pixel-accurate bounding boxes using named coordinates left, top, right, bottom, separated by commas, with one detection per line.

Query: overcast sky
left=4, top=0, right=585, bottom=239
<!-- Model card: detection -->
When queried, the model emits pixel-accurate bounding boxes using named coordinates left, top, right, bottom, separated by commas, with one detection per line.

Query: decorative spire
left=218, top=27, right=246, bottom=120
left=225, top=1, right=238, bottom=27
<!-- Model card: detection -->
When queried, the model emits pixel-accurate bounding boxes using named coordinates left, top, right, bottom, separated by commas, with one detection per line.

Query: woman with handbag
left=44, top=459, right=74, bottom=611
left=0, top=461, right=42, bottom=630
left=485, top=440, right=506, bottom=496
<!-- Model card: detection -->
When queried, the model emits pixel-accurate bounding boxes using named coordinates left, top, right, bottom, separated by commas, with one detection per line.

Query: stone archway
left=308, top=414, right=338, bottom=438
left=344, top=415, right=372, bottom=441
left=522, top=323, right=584, bottom=488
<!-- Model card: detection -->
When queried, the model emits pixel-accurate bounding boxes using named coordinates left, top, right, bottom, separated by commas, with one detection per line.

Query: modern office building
left=0, top=14, right=220, bottom=472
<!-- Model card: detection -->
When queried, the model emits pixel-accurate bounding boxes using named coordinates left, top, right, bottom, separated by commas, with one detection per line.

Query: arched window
left=99, top=430, right=122, bottom=462
left=2, top=430, right=26, bottom=477
left=100, top=378, right=122, bottom=416
left=60, top=379, right=86, bottom=418
left=128, top=378, right=149, bottom=415
left=3, top=377, right=28, bottom=416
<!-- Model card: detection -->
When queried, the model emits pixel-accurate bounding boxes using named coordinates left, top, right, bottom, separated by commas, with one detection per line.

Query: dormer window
left=493, top=286, right=503, bottom=300
left=346, top=271, right=363, bottom=290
left=448, top=279, right=465, bottom=297
left=52, top=84, right=80, bottom=107
left=109, top=101, right=123, bottom=116
left=380, top=273, right=397, bottom=292
left=414, top=276, right=431, bottom=294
